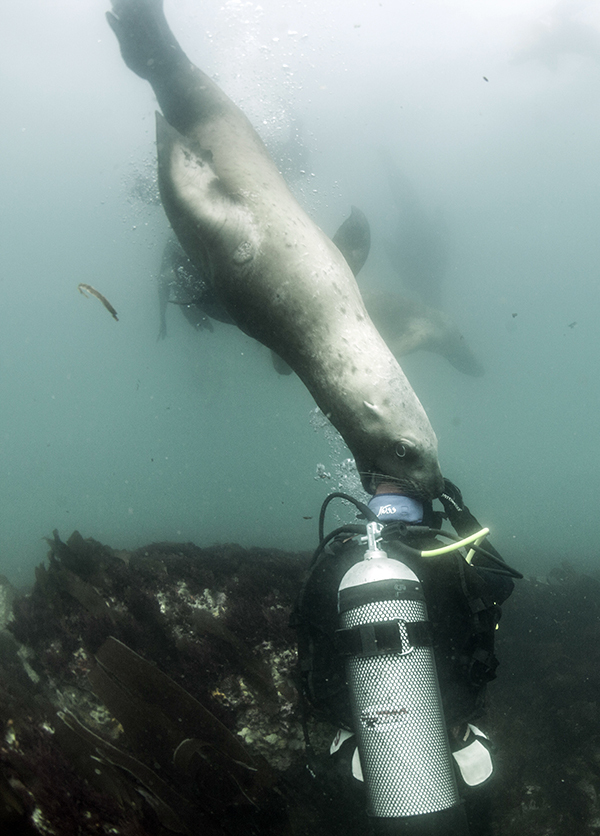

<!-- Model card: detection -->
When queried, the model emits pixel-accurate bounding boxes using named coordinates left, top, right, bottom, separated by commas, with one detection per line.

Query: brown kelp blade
left=93, top=637, right=255, bottom=765
left=89, top=637, right=277, bottom=811
left=58, top=709, right=198, bottom=834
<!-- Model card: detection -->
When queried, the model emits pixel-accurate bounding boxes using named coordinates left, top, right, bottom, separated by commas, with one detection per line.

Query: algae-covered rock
left=0, top=574, right=17, bottom=630
left=3, top=533, right=600, bottom=836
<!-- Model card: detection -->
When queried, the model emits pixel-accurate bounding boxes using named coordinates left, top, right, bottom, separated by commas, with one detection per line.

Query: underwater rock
left=0, top=574, right=17, bottom=630
left=488, top=568, right=600, bottom=835
left=0, top=531, right=335, bottom=835
left=3, top=534, right=600, bottom=835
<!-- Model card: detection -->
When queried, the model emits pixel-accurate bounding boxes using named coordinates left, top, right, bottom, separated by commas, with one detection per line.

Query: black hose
left=315, top=493, right=523, bottom=579
left=318, top=492, right=378, bottom=543
left=309, top=524, right=367, bottom=568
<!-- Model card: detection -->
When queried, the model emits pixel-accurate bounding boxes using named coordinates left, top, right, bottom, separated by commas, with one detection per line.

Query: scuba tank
left=337, top=520, right=469, bottom=834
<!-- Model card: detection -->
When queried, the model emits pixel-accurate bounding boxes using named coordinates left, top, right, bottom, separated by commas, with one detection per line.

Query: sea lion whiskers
left=357, top=471, right=433, bottom=500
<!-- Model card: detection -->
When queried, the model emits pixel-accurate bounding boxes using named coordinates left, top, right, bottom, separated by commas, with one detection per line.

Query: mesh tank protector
left=337, top=526, right=469, bottom=833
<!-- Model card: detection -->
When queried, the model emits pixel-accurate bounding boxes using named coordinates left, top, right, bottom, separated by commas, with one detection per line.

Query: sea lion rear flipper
left=106, top=0, right=183, bottom=82
left=442, top=339, right=485, bottom=377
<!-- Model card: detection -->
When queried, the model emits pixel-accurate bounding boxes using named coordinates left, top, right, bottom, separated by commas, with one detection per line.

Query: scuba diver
left=293, top=479, right=520, bottom=836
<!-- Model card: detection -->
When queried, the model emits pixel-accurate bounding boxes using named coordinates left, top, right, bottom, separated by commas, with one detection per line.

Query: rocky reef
left=486, top=564, right=600, bottom=835
left=1, top=532, right=599, bottom=835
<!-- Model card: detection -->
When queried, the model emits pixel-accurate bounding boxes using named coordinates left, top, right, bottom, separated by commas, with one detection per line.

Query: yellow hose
left=420, top=528, right=490, bottom=558
left=465, top=532, right=489, bottom=564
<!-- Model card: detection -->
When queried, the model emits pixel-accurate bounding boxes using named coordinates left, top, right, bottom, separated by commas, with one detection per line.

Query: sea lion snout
left=356, top=437, right=443, bottom=500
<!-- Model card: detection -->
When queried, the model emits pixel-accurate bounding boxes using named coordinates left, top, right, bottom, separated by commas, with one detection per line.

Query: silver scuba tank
left=337, top=522, right=468, bottom=833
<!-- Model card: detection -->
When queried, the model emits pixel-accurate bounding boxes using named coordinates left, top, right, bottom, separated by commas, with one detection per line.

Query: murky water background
left=2, top=0, right=600, bottom=585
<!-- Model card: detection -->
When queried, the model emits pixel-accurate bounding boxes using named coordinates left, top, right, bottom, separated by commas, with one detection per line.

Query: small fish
left=78, top=283, right=119, bottom=321
left=568, top=321, right=577, bottom=329
left=483, top=76, right=489, bottom=82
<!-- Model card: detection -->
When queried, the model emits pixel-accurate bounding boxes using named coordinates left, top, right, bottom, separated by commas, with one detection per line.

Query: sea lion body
left=160, top=207, right=483, bottom=378
left=107, top=0, right=443, bottom=498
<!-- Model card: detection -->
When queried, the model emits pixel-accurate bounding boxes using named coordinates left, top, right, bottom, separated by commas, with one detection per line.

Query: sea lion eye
left=395, top=439, right=415, bottom=459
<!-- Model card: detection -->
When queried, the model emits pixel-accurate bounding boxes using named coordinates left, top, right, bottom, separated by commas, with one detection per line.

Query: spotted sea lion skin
left=107, top=0, right=443, bottom=498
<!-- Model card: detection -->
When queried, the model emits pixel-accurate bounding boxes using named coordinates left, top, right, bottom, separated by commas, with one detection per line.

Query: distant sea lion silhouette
left=332, top=207, right=483, bottom=376
left=378, top=151, right=483, bottom=376
left=107, top=0, right=443, bottom=498
left=362, top=292, right=485, bottom=377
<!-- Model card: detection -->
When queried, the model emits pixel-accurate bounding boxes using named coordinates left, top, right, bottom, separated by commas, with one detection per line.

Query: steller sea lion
left=106, top=0, right=443, bottom=498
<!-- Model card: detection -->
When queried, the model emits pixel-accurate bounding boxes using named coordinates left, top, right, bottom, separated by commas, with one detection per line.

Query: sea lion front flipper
left=156, top=238, right=181, bottom=340
left=270, top=351, right=293, bottom=376
left=332, top=206, right=371, bottom=278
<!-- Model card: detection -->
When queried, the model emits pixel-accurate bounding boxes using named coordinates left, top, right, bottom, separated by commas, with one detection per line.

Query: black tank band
left=336, top=618, right=433, bottom=657
left=338, top=578, right=424, bottom=614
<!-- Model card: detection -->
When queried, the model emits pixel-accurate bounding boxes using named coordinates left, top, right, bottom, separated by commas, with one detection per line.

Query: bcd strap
left=469, top=647, right=499, bottom=685
left=336, top=618, right=433, bottom=657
